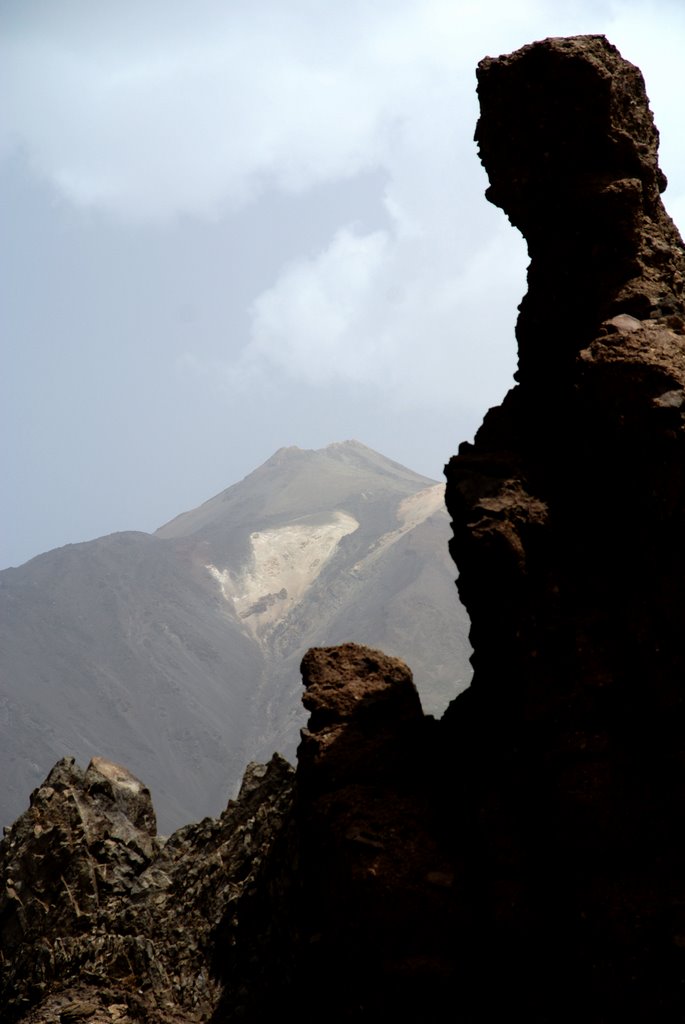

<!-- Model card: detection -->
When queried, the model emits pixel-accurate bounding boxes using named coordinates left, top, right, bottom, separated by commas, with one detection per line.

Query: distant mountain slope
left=0, top=441, right=471, bottom=831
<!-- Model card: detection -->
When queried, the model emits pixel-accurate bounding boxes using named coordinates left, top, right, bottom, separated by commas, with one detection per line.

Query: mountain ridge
left=155, top=439, right=436, bottom=542
left=0, top=440, right=470, bottom=832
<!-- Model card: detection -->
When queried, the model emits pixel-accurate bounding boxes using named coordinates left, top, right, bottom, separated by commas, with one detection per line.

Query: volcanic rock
left=445, top=34, right=685, bottom=1019
left=0, top=754, right=294, bottom=1022
left=293, top=644, right=463, bottom=1021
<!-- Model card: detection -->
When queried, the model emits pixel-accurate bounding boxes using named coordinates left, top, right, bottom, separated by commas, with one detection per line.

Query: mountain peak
left=0, top=438, right=469, bottom=836
left=155, top=440, right=436, bottom=541
left=322, top=438, right=369, bottom=452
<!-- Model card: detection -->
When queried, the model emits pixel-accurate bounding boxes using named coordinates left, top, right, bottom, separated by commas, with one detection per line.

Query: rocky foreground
left=1, top=645, right=442, bottom=1023
left=4, top=34, right=685, bottom=1022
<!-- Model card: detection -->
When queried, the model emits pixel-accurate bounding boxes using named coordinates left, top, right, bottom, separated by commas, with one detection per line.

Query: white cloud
left=249, top=226, right=391, bottom=384
left=244, top=210, right=524, bottom=413
left=4, top=0, right=669, bottom=222
left=1, top=1, right=420, bottom=220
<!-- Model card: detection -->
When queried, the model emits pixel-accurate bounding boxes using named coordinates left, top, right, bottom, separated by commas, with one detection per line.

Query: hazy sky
left=3, top=0, right=685, bottom=568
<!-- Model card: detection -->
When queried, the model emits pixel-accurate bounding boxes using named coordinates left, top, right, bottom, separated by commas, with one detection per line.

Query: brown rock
left=473, top=34, right=685, bottom=381
left=294, top=645, right=463, bottom=1021
left=298, top=643, right=423, bottom=784
left=446, top=34, right=685, bottom=1020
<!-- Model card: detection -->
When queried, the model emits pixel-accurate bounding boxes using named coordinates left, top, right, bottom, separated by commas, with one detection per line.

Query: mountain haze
left=1, top=441, right=471, bottom=831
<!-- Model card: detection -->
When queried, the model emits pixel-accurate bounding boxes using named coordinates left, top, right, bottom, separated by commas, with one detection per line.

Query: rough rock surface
left=1, top=645, right=449, bottom=1024
left=0, top=754, right=294, bottom=1023
left=445, top=34, right=685, bottom=1019
left=294, top=645, right=462, bottom=1020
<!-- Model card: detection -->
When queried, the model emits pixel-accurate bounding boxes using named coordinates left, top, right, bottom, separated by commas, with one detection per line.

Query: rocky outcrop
left=0, top=754, right=294, bottom=1022
left=294, top=645, right=462, bottom=1020
left=445, top=34, right=685, bottom=1019
left=1, top=644, right=448, bottom=1024
left=474, top=34, right=685, bottom=379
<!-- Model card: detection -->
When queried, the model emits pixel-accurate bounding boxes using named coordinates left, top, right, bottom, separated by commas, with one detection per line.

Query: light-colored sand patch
left=207, top=510, right=358, bottom=639
left=351, top=484, right=445, bottom=575
left=397, top=483, right=445, bottom=531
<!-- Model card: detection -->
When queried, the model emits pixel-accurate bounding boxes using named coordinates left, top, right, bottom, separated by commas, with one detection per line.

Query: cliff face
left=4, top=34, right=685, bottom=1023
left=444, top=34, right=685, bottom=1019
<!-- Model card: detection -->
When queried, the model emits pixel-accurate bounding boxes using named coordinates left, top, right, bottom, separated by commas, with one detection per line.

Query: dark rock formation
left=445, top=34, right=685, bottom=1019
left=0, top=753, right=294, bottom=1022
left=4, top=33, right=685, bottom=1024
left=474, top=34, right=685, bottom=379
left=1, top=645, right=448, bottom=1024
left=294, top=645, right=462, bottom=1020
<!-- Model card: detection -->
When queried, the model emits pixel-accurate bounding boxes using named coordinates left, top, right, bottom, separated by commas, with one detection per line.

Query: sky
left=3, top=0, right=685, bottom=568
